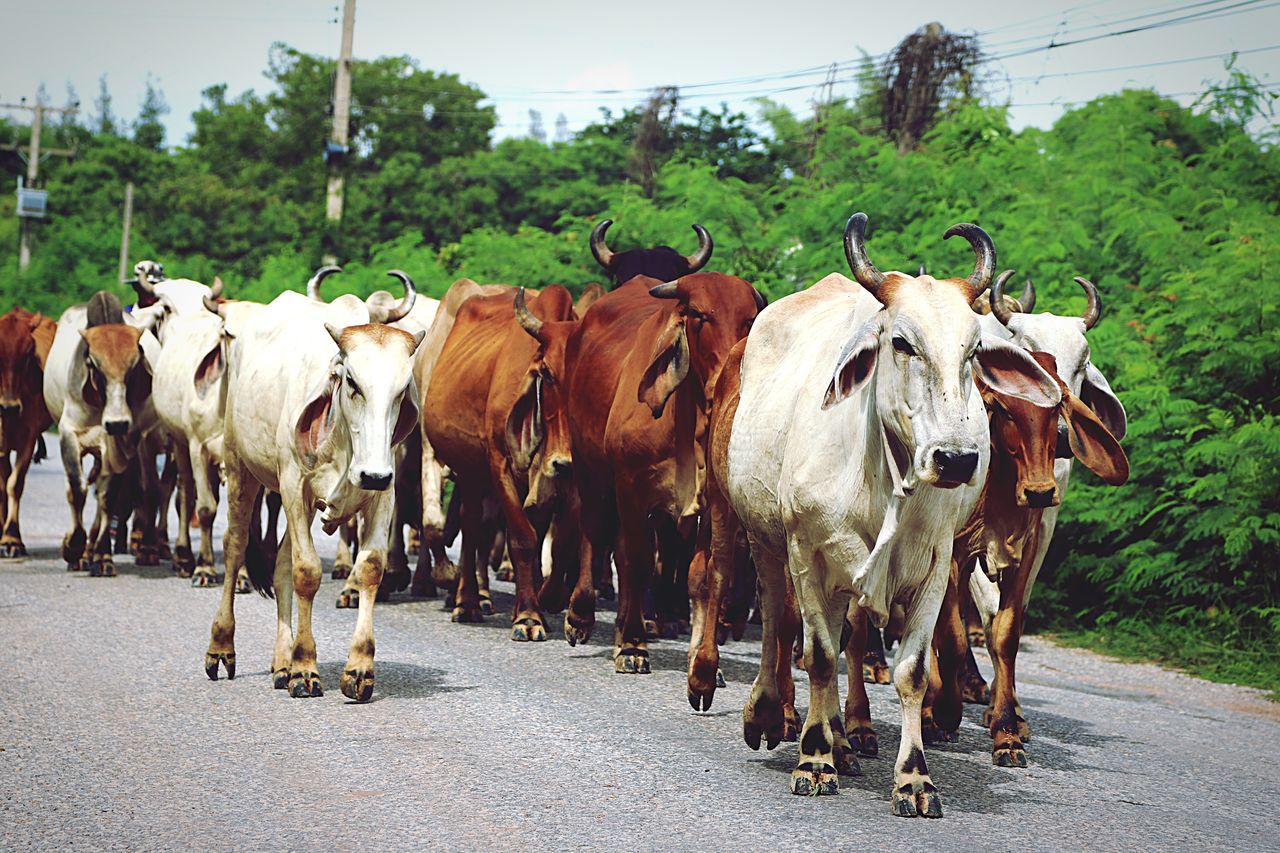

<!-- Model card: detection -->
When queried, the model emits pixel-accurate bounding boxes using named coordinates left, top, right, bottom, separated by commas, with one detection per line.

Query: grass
left=1044, top=616, right=1280, bottom=701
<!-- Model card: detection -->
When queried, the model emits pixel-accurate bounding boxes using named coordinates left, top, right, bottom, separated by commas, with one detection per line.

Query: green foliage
left=0, top=45, right=1276, bottom=686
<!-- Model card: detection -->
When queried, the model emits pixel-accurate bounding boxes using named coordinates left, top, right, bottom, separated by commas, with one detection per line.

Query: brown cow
left=563, top=271, right=763, bottom=672
left=424, top=286, right=578, bottom=639
left=0, top=308, right=56, bottom=557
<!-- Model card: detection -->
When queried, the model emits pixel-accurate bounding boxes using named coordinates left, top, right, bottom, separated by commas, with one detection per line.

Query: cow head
left=306, top=265, right=418, bottom=326
left=824, top=213, right=1063, bottom=494
left=78, top=323, right=150, bottom=435
left=126, top=260, right=224, bottom=342
left=295, top=272, right=424, bottom=491
left=506, top=287, right=578, bottom=507
left=125, top=260, right=166, bottom=308
left=590, top=220, right=714, bottom=287
left=988, top=271, right=1128, bottom=446
left=0, top=309, right=43, bottom=414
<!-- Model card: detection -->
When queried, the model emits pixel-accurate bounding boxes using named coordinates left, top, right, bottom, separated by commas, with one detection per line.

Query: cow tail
left=244, top=488, right=277, bottom=598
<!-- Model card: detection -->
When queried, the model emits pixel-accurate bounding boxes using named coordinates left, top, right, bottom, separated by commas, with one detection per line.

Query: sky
left=1, top=0, right=1277, bottom=146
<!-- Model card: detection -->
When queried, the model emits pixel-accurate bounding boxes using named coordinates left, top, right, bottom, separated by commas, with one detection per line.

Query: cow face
left=296, top=324, right=424, bottom=491
left=78, top=324, right=149, bottom=435
left=982, top=352, right=1067, bottom=508
left=641, top=272, right=764, bottom=417
left=0, top=310, right=42, bottom=413
left=590, top=220, right=714, bottom=287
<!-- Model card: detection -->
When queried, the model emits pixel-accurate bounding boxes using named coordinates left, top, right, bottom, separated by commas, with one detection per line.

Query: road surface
left=2, top=446, right=1278, bottom=851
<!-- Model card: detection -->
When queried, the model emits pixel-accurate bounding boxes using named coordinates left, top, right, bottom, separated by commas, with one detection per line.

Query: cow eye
left=345, top=375, right=362, bottom=397
left=891, top=336, right=916, bottom=356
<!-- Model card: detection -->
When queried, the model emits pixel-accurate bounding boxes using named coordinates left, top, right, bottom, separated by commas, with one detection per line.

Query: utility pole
left=2, top=99, right=78, bottom=273
left=323, top=0, right=356, bottom=264
left=117, top=182, right=134, bottom=284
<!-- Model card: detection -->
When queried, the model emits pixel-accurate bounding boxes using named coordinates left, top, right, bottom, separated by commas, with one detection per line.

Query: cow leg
left=955, top=559, right=990, bottom=704
left=170, top=439, right=197, bottom=577
left=0, top=431, right=39, bottom=557
left=742, top=545, right=788, bottom=751
left=340, top=495, right=392, bottom=703
left=420, top=438, right=456, bottom=585
left=450, top=486, right=486, bottom=623
left=58, top=432, right=89, bottom=570
left=205, top=460, right=255, bottom=682
left=987, top=556, right=1034, bottom=767
left=537, top=509, right=576, bottom=614
left=843, top=604, right=880, bottom=757
left=777, top=576, right=802, bottom=742
left=612, top=496, right=655, bottom=674
left=495, top=477, right=546, bottom=642
left=282, top=495, right=324, bottom=699
left=565, top=483, right=610, bottom=646
left=655, top=516, right=693, bottom=639
left=687, top=494, right=732, bottom=711
left=790, top=567, right=856, bottom=795
left=490, top=528, right=513, bottom=582
left=270, top=532, right=295, bottom=689
left=191, top=443, right=223, bottom=587
left=131, top=443, right=162, bottom=567
left=87, top=475, right=118, bottom=577
left=332, top=518, right=356, bottom=581
left=922, top=563, right=966, bottom=743
left=888, top=565, right=949, bottom=819
left=863, top=621, right=892, bottom=685
left=155, top=450, right=177, bottom=561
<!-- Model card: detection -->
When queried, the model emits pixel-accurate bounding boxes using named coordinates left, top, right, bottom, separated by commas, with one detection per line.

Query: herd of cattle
left=0, top=214, right=1129, bottom=818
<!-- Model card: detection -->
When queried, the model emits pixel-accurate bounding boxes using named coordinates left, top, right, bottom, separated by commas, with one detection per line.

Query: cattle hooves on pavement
left=614, top=650, right=650, bottom=674
left=191, top=569, right=219, bottom=588
left=563, top=614, right=593, bottom=647
left=204, top=652, right=235, bottom=681
left=0, top=541, right=27, bottom=558
left=234, top=572, right=252, bottom=594
left=272, top=669, right=290, bottom=690
left=893, top=783, right=943, bottom=818
left=790, top=763, right=839, bottom=796
left=478, top=595, right=494, bottom=616
left=994, top=745, right=1028, bottom=768
left=688, top=686, right=714, bottom=712
left=335, top=588, right=359, bottom=608
left=288, top=671, right=323, bottom=698
left=89, top=557, right=116, bottom=577
left=340, top=668, right=374, bottom=703
left=962, top=676, right=990, bottom=705
left=62, top=529, right=86, bottom=564
left=511, top=618, right=546, bottom=642
left=332, top=564, right=352, bottom=581
left=172, top=545, right=195, bottom=577
left=847, top=725, right=879, bottom=757
left=451, top=605, right=485, bottom=624
left=834, top=746, right=862, bottom=777
left=715, top=669, right=726, bottom=688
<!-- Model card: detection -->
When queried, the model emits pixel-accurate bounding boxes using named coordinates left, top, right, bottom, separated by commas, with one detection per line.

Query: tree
left=878, top=22, right=984, bottom=151
left=133, top=76, right=169, bottom=151
left=629, top=87, right=678, bottom=197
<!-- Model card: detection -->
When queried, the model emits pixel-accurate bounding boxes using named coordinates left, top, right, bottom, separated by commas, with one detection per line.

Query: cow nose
left=934, top=449, right=978, bottom=484
left=551, top=459, right=572, bottom=477
left=104, top=419, right=130, bottom=436
left=359, top=471, right=393, bottom=491
left=1024, top=487, right=1057, bottom=508
left=1055, top=425, right=1072, bottom=459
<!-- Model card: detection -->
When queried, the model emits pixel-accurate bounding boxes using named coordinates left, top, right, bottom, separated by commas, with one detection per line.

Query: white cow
left=43, top=291, right=161, bottom=575
left=204, top=271, right=423, bottom=702
left=719, top=214, right=1062, bottom=817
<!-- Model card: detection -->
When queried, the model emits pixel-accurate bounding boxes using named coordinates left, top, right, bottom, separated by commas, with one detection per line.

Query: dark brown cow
left=0, top=308, right=56, bottom=557
left=563, top=271, right=763, bottom=673
left=424, top=286, right=578, bottom=639
left=589, top=220, right=714, bottom=287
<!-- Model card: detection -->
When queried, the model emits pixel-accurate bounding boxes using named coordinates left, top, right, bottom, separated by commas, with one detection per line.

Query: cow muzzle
left=358, top=470, right=393, bottom=491
left=1021, top=484, right=1059, bottom=508
left=104, top=419, right=130, bottom=437
left=932, top=448, right=979, bottom=487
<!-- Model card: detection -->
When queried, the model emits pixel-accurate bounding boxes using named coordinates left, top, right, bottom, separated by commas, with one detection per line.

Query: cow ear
left=505, top=372, right=544, bottom=471
left=638, top=316, right=689, bottom=418
left=1081, top=362, right=1127, bottom=441
left=975, top=335, right=1061, bottom=408
left=1062, top=390, right=1129, bottom=485
left=822, top=316, right=880, bottom=409
left=193, top=341, right=225, bottom=400
left=392, top=380, right=420, bottom=446
left=294, top=367, right=340, bottom=466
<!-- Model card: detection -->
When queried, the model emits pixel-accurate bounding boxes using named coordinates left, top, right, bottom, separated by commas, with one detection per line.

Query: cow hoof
left=743, top=694, right=786, bottom=751
left=0, top=541, right=26, bottom=559
left=156, top=541, right=172, bottom=561
left=994, top=745, right=1028, bottom=768
left=848, top=725, right=879, bottom=757
left=204, top=652, right=235, bottom=681
left=688, top=687, right=714, bottom=712
left=511, top=618, right=546, bottom=642
left=332, top=564, right=352, bottom=581
left=834, top=746, right=862, bottom=777
left=658, top=620, right=686, bottom=640
left=478, top=595, right=494, bottom=616
left=782, top=719, right=800, bottom=743
left=596, top=583, right=615, bottom=602
left=892, top=783, right=943, bottom=818
left=135, top=546, right=160, bottom=567
left=716, top=670, right=726, bottom=688
left=1017, top=716, right=1031, bottom=740
left=968, top=628, right=986, bottom=648
left=341, top=668, right=374, bottom=703
left=234, top=572, right=252, bottom=595
left=272, top=669, right=290, bottom=690
left=335, top=587, right=359, bottom=609
left=430, top=559, right=460, bottom=587
left=614, top=649, right=650, bottom=674
left=495, top=566, right=515, bottom=583
left=563, top=612, right=594, bottom=647
left=451, top=605, right=485, bottom=624
left=790, top=763, right=839, bottom=796
left=863, top=661, right=892, bottom=685
left=67, top=559, right=84, bottom=572
left=172, top=545, right=195, bottom=577
left=962, top=675, right=990, bottom=705
left=288, top=671, right=323, bottom=698
left=62, top=529, right=87, bottom=564
left=89, top=558, right=116, bottom=578
left=191, top=569, right=219, bottom=588
left=410, top=578, right=438, bottom=599
left=922, top=718, right=957, bottom=745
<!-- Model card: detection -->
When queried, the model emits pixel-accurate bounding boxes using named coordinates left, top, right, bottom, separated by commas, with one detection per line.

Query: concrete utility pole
left=1, top=100, right=78, bottom=273
left=117, top=182, right=134, bottom=284
left=323, top=0, right=356, bottom=264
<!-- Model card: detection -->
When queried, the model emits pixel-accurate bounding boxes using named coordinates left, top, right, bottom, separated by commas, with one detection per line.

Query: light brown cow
left=0, top=308, right=56, bottom=558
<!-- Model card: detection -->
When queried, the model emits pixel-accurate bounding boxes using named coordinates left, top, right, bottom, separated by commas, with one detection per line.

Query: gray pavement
left=2, top=446, right=1279, bottom=851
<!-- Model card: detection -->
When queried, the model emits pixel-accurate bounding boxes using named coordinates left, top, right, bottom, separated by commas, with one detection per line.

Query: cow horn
left=943, top=222, right=996, bottom=291
left=209, top=276, right=224, bottom=300
left=589, top=220, right=616, bottom=271
left=649, top=281, right=680, bottom=299
left=1018, top=278, right=1036, bottom=313
left=306, top=265, right=342, bottom=301
left=684, top=224, right=714, bottom=272
left=1075, top=276, right=1101, bottom=330
left=918, top=264, right=927, bottom=276
left=843, top=212, right=886, bottom=295
left=989, top=270, right=1017, bottom=327
left=202, top=294, right=224, bottom=318
left=130, top=277, right=156, bottom=298
left=752, top=287, right=767, bottom=310
left=513, top=287, right=543, bottom=340
left=383, top=270, right=417, bottom=323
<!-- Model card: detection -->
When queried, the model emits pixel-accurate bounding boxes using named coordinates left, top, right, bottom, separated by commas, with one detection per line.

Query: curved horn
left=942, top=222, right=996, bottom=291
left=209, top=276, right=224, bottom=300
left=589, top=220, right=616, bottom=271
left=305, top=265, right=342, bottom=301
left=1018, top=277, right=1036, bottom=313
left=649, top=281, right=680, bottom=299
left=752, top=287, right=767, bottom=310
left=989, top=270, right=1017, bottom=327
left=684, top=224, right=714, bottom=272
left=383, top=270, right=417, bottom=323
left=918, top=263, right=927, bottom=276
left=202, top=294, right=225, bottom=318
left=513, top=287, right=543, bottom=341
left=1075, top=276, right=1101, bottom=330
left=130, top=276, right=156, bottom=298
left=842, top=212, right=886, bottom=295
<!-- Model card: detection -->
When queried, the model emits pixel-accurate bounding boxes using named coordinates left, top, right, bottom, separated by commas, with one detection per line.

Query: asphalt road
left=2, top=444, right=1278, bottom=851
